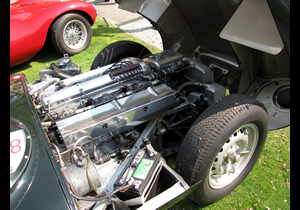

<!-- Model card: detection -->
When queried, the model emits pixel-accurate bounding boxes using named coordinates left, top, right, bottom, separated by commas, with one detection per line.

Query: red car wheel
left=51, top=13, right=92, bottom=55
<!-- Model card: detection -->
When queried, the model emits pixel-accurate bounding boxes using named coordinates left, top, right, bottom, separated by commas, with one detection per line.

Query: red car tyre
left=51, top=13, right=92, bottom=55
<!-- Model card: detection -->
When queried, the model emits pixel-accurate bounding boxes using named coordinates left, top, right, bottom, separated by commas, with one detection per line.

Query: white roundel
left=10, top=129, right=26, bottom=174
left=10, top=119, right=32, bottom=189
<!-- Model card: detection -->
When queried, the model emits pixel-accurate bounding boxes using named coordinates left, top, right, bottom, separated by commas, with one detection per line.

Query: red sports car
left=10, top=0, right=97, bottom=67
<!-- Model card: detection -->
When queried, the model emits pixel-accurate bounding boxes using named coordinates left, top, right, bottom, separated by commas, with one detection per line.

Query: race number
left=10, top=129, right=26, bottom=173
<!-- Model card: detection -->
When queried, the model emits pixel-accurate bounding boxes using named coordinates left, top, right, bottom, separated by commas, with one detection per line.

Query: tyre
left=51, top=13, right=92, bottom=55
left=175, top=94, right=269, bottom=205
left=90, top=41, right=151, bottom=70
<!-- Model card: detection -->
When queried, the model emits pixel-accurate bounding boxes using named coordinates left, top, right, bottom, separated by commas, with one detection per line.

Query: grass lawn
left=10, top=17, right=161, bottom=83
left=10, top=17, right=290, bottom=210
left=169, top=127, right=290, bottom=210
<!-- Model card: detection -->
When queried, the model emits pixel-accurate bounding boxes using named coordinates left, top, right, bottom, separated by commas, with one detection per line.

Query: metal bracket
left=156, top=114, right=167, bottom=151
left=102, top=17, right=110, bottom=28
left=209, top=63, right=229, bottom=75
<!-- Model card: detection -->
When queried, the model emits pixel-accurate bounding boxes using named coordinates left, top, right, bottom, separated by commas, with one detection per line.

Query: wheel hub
left=229, top=149, right=242, bottom=163
left=63, top=20, right=87, bottom=49
left=69, top=29, right=78, bottom=38
left=209, top=123, right=258, bottom=189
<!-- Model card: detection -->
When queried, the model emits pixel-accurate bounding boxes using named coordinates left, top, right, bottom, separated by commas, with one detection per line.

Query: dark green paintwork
left=10, top=74, right=76, bottom=210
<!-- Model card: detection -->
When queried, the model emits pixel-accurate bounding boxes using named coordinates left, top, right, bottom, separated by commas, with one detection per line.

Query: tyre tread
left=50, top=13, right=92, bottom=55
left=175, top=94, right=267, bottom=203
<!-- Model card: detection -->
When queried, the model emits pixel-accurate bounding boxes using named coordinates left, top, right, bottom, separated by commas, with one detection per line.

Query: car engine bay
left=28, top=50, right=226, bottom=209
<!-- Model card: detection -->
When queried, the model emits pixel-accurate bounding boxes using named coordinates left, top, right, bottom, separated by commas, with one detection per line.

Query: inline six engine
left=28, top=50, right=226, bottom=209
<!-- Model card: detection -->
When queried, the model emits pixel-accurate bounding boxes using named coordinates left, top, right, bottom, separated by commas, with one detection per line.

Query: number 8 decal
left=10, top=139, right=21, bottom=154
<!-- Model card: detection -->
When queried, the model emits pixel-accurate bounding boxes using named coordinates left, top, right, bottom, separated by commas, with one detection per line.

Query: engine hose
left=51, top=63, right=71, bottom=79
left=71, top=135, right=99, bottom=163
left=177, top=81, right=203, bottom=92
left=49, top=142, right=64, bottom=168
left=70, top=184, right=131, bottom=201
left=84, top=153, right=99, bottom=195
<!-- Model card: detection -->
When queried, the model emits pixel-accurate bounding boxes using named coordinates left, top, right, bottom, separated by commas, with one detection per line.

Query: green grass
left=10, top=17, right=161, bottom=83
left=169, top=127, right=290, bottom=210
left=10, top=17, right=290, bottom=210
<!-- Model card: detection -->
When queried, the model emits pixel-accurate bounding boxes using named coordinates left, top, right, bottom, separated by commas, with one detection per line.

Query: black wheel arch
left=90, top=40, right=152, bottom=70
left=45, top=10, right=94, bottom=48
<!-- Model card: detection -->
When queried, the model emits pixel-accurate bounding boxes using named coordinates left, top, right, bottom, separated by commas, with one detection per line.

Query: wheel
left=90, top=41, right=151, bottom=70
left=175, top=94, right=269, bottom=204
left=51, top=13, right=92, bottom=55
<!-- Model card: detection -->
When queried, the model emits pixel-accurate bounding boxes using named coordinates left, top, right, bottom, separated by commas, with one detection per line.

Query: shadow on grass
left=10, top=22, right=126, bottom=76
left=92, top=23, right=126, bottom=37
left=10, top=42, right=62, bottom=75
left=167, top=196, right=211, bottom=210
